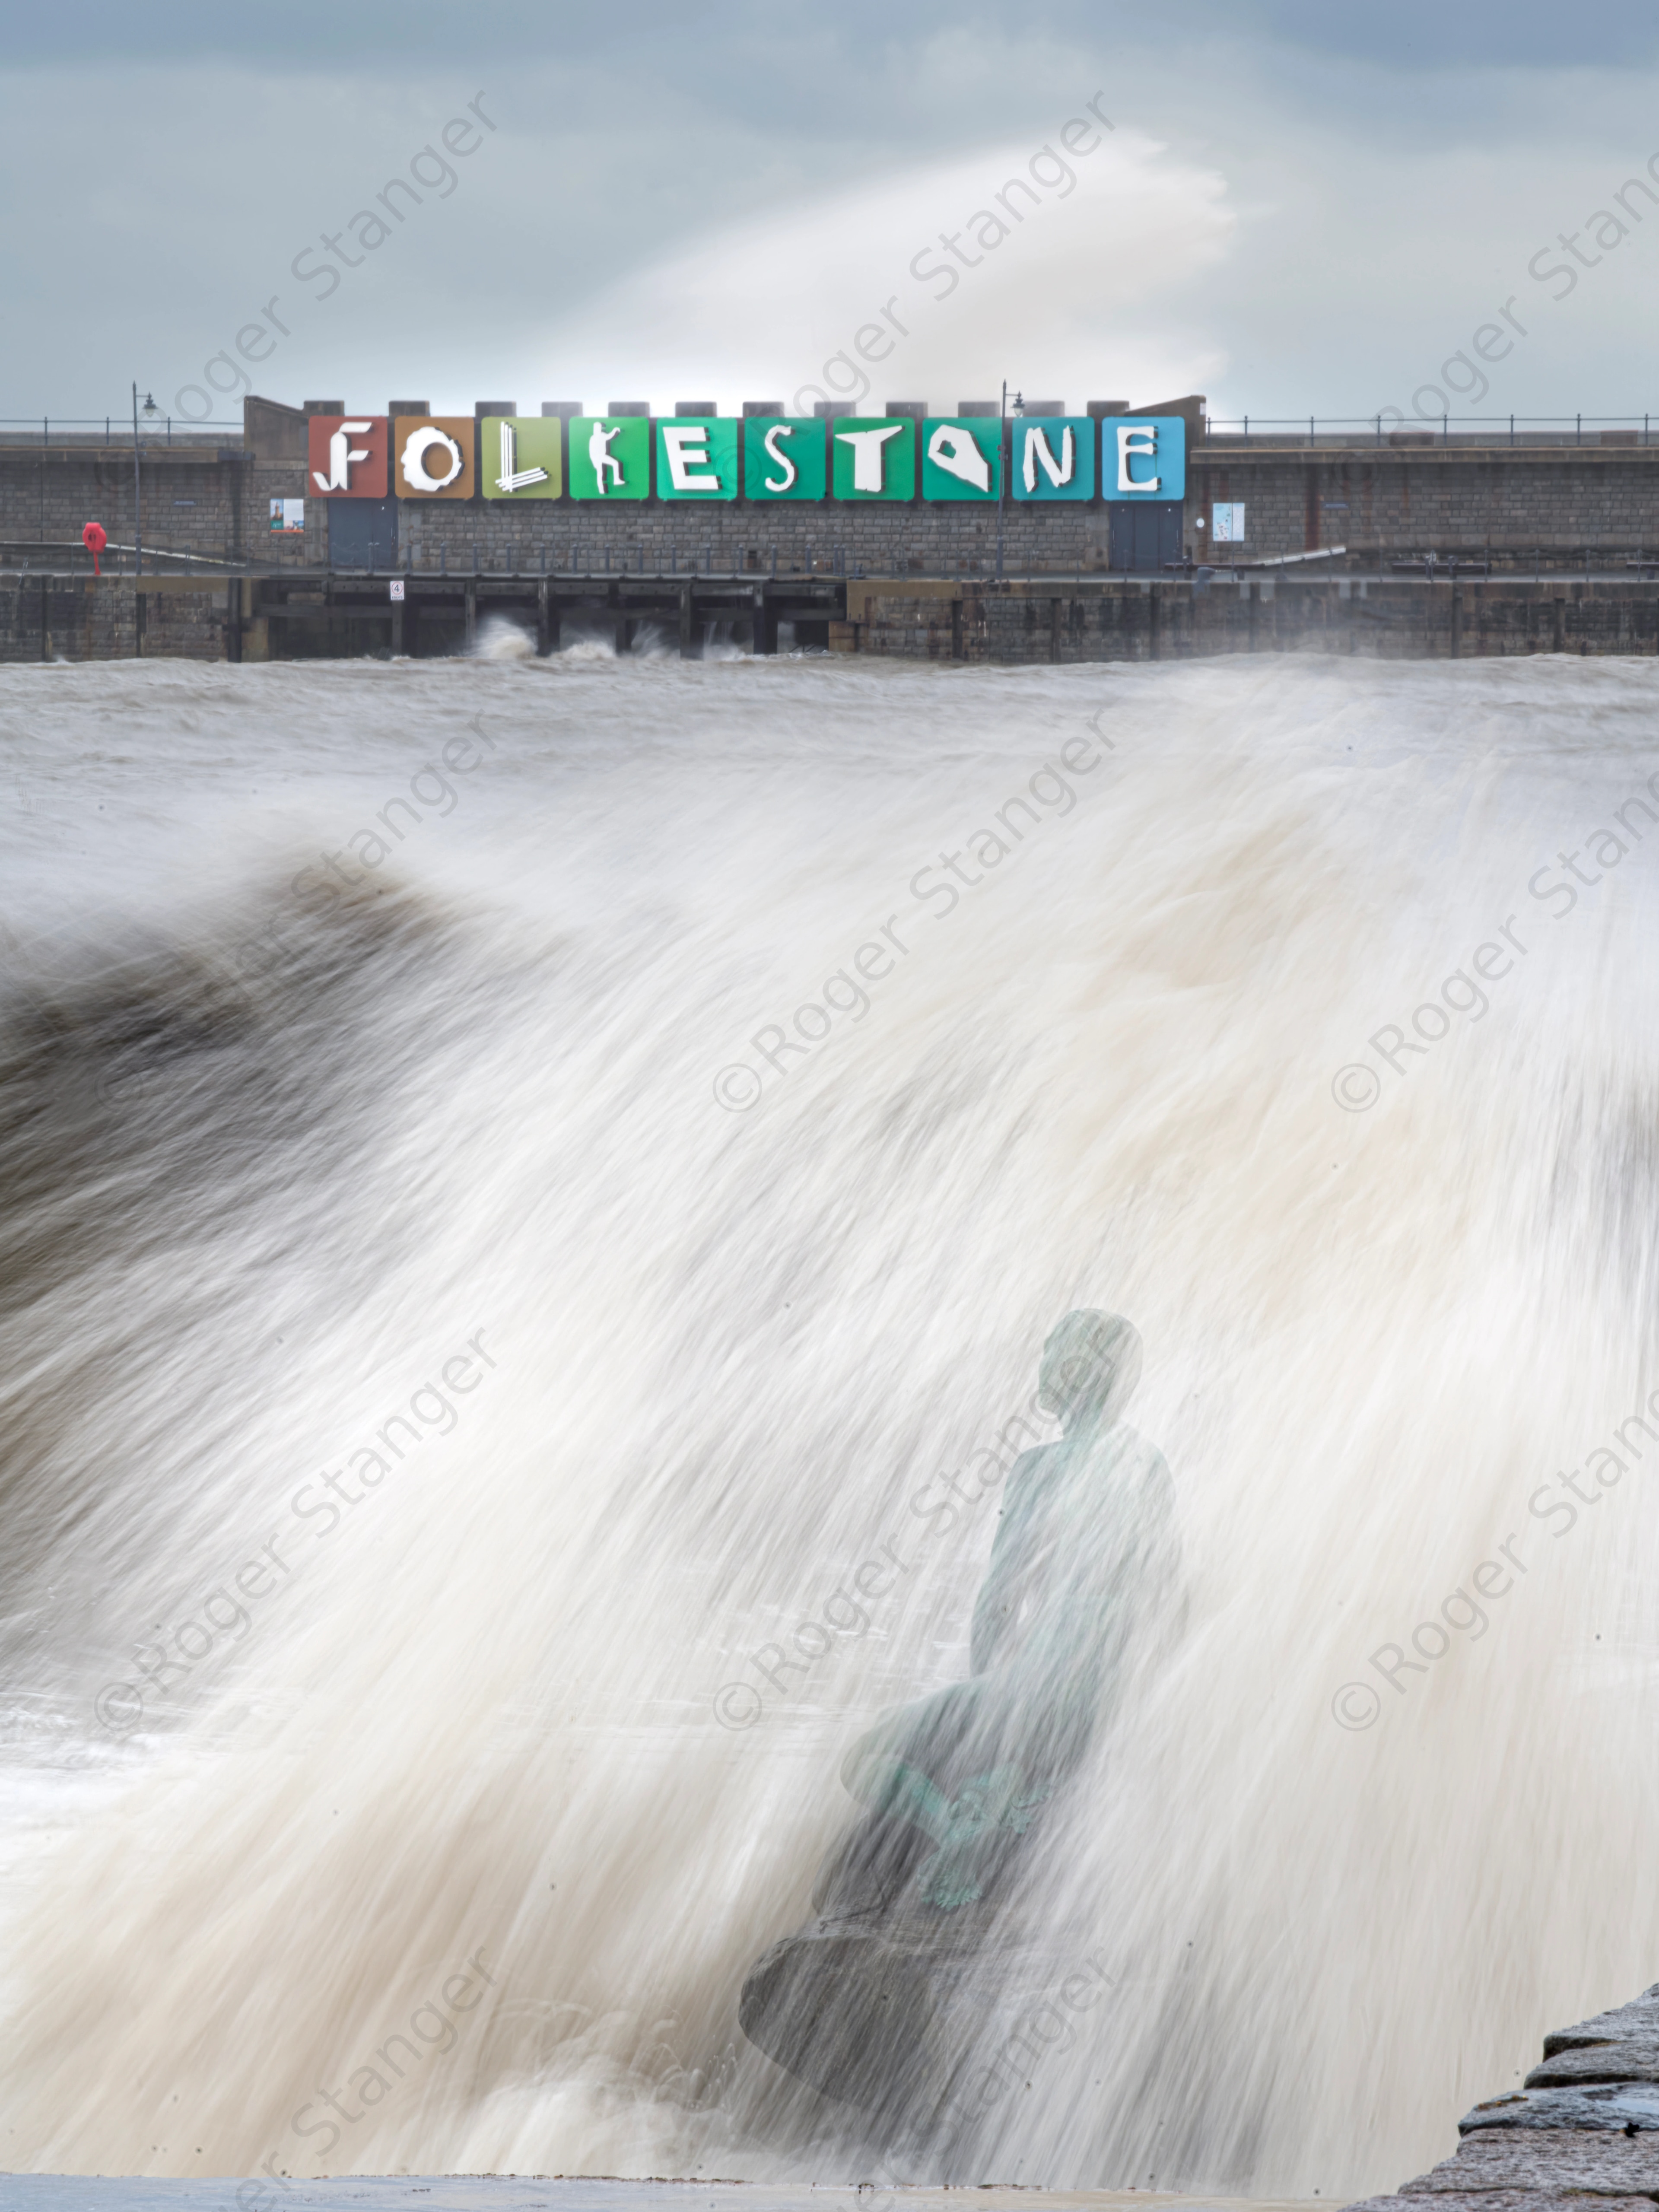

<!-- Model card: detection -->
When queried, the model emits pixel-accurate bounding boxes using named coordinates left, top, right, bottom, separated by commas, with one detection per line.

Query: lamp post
left=131, top=384, right=158, bottom=575
left=995, top=381, right=1023, bottom=581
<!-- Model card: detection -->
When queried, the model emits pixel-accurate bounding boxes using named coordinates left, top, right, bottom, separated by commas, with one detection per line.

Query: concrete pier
left=0, top=566, right=844, bottom=662
left=0, top=2183, right=1322, bottom=2212
left=6, top=558, right=1659, bottom=664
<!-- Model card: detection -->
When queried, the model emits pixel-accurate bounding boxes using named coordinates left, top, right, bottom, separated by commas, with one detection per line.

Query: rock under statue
left=739, top=1309, right=1185, bottom=2127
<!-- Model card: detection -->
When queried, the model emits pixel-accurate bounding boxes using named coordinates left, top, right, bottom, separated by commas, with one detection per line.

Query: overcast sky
left=7, top=0, right=1659, bottom=428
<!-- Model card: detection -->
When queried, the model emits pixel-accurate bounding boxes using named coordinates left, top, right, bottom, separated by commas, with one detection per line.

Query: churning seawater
left=3, top=641, right=1659, bottom=2200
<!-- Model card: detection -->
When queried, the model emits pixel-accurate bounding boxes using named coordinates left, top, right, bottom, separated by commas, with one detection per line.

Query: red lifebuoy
left=83, top=521, right=108, bottom=577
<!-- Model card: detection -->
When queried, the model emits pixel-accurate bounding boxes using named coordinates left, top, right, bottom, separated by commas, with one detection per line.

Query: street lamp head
left=140, top=393, right=159, bottom=421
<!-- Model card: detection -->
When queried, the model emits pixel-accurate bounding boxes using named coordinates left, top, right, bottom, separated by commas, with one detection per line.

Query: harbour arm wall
left=5, top=394, right=1659, bottom=662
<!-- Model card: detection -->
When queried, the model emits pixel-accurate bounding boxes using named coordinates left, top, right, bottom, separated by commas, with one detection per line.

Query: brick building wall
left=394, top=495, right=1109, bottom=576
left=1193, top=443, right=1659, bottom=559
left=10, top=402, right=1659, bottom=587
left=0, top=445, right=313, bottom=570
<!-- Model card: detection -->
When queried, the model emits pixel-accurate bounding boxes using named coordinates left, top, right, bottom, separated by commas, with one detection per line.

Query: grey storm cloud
left=6, top=0, right=1659, bottom=421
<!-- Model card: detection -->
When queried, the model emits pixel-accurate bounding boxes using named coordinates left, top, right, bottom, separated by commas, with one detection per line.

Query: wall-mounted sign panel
left=1011, top=417, right=1095, bottom=502
left=1106, top=415, right=1186, bottom=501
left=393, top=416, right=476, bottom=499
left=1212, top=502, right=1246, bottom=543
left=830, top=417, right=916, bottom=501
left=742, top=417, right=825, bottom=502
left=302, top=399, right=1192, bottom=505
left=269, top=497, right=305, bottom=534
left=480, top=416, right=563, bottom=500
left=307, top=415, right=388, bottom=498
left=656, top=418, right=738, bottom=501
left=920, top=418, right=1001, bottom=502
left=568, top=416, right=651, bottom=501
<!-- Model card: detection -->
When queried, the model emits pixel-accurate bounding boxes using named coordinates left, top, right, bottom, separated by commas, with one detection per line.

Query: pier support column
left=679, top=584, right=695, bottom=658
left=753, top=592, right=777, bottom=655
left=464, top=581, right=477, bottom=652
left=537, top=578, right=550, bottom=657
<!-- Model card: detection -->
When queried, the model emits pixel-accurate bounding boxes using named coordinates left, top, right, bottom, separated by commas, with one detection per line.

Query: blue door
left=328, top=498, right=399, bottom=569
left=1107, top=501, right=1184, bottom=572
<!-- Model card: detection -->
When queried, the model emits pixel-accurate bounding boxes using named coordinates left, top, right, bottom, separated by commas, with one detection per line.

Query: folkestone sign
left=305, top=412, right=1186, bottom=505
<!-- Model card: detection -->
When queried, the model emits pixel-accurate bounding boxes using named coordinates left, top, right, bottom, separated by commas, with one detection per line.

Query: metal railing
left=0, top=416, right=240, bottom=445
left=4, top=413, right=1657, bottom=451
left=394, top=542, right=866, bottom=580
left=0, top=539, right=248, bottom=575
left=1205, top=414, right=1657, bottom=448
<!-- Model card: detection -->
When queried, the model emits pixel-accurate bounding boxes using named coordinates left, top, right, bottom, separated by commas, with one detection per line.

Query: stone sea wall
left=1347, top=1983, right=1659, bottom=2212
